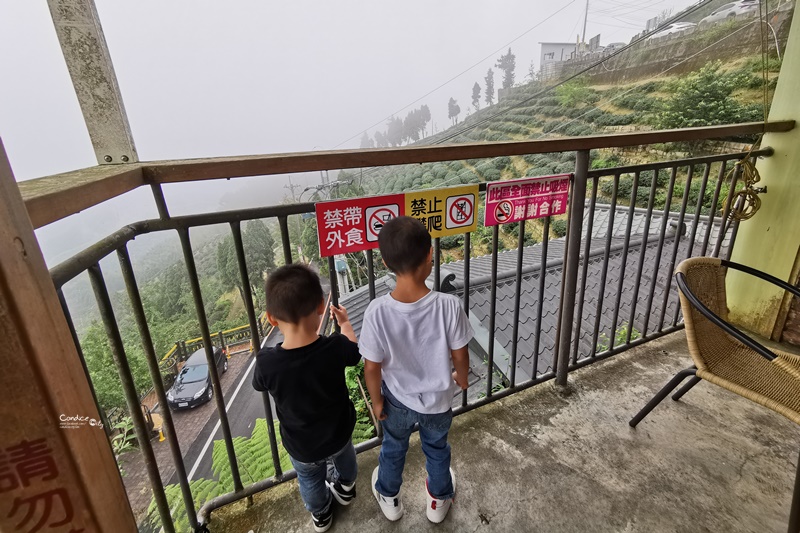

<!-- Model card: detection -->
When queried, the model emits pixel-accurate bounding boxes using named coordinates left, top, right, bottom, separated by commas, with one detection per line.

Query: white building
left=539, top=42, right=577, bottom=81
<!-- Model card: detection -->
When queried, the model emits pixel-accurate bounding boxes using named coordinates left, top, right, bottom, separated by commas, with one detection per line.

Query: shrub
left=594, top=113, right=639, bottom=127
left=550, top=219, right=568, bottom=237
left=440, top=234, right=464, bottom=250
left=492, top=156, right=512, bottom=170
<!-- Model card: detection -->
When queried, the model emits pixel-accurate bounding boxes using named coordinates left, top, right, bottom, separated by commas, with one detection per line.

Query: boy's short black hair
left=378, top=216, right=432, bottom=274
left=265, top=263, right=324, bottom=324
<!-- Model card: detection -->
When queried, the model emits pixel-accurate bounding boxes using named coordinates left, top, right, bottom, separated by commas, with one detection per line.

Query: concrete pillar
left=727, top=6, right=800, bottom=338
left=0, top=138, right=136, bottom=531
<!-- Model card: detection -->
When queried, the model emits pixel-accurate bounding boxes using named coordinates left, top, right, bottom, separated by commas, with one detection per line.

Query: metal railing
left=44, top=123, right=786, bottom=532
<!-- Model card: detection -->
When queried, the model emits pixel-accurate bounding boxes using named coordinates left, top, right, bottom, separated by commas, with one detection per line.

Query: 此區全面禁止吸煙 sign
left=484, top=174, right=571, bottom=226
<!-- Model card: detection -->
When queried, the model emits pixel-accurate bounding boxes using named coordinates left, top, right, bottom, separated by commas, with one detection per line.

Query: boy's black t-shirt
left=252, top=333, right=361, bottom=463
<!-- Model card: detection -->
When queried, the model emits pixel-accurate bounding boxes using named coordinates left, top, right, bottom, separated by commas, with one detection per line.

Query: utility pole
left=284, top=175, right=302, bottom=202
left=581, top=0, right=589, bottom=50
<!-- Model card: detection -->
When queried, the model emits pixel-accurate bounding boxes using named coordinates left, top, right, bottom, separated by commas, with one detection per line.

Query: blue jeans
left=289, top=440, right=357, bottom=514
left=375, top=384, right=454, bottom=500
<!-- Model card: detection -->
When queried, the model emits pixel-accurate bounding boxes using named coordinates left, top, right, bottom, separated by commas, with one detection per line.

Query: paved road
left=173, top=329, right=282, bottom=484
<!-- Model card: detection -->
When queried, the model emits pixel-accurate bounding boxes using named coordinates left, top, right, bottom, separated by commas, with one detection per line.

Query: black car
left=166, top=347, right=228, bottom=410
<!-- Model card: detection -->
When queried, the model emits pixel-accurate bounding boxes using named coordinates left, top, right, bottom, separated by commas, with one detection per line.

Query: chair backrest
left=675, top=257, right=730, bottom=371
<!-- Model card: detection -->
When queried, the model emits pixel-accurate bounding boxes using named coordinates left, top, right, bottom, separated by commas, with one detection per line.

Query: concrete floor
left=208, top=332, right=800, bottom=533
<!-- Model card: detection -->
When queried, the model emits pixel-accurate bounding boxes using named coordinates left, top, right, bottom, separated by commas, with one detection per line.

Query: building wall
left=727, top=5, right=800, bottom=339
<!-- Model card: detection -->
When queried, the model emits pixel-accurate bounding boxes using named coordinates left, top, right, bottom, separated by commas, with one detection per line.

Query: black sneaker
left=327, top=479, right=356, bottom=506
left=311, top=507, right=333, bottom=532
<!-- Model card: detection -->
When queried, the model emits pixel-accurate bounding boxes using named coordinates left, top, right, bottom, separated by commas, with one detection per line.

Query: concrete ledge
left=209, top=332, right=799, bottom=532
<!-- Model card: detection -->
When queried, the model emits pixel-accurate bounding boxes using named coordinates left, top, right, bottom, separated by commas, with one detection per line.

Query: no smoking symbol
left=446, top=194, right=475, bottom=229
left=495, top=200, right=513, bottom=223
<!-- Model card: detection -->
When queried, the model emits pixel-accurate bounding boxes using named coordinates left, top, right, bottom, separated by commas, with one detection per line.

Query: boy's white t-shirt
left=359, top=290, right=474, bottom=414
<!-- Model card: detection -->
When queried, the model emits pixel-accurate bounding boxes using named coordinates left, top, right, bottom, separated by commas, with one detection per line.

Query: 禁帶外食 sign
left=484, top=174, right=571, bottom=226
left=315, top=194, right=404, bottom=257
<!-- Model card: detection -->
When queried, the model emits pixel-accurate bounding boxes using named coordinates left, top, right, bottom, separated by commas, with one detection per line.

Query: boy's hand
left=372, top=396, right=388, bottom=420
left=453, top=371, right=469, bottom=390
left=329, top=304, right=350, bottom=325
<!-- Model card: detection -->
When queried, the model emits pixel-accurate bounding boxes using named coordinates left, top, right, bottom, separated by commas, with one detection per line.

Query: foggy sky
left=0, top=0, right=698, bottom=264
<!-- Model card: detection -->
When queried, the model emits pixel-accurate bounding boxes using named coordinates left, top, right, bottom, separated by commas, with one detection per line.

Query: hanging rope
left=723, top=0, right=773, bottom=223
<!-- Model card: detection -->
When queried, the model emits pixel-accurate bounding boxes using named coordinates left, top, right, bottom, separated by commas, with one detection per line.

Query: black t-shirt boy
left=253, top=333, right=361, bottom=463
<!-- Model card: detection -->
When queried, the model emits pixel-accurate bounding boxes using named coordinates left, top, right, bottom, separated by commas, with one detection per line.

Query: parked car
left=646, top=22, right=697, bottom=41
left=699, top=1, right=759, bottom=28
left=166, top=347, right=227, bottom=410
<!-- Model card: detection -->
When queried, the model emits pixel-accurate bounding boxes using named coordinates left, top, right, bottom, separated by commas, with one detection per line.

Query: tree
left=243, top=219, right=276, bottom=304
left=420, top=105, right=431, bottom=137
left=495, top=48, right=516, bottom=89
left=374, top=131, right=388, bottom=148
left=447, top=97, right=461, bottom=125
left=216, top=236, right=243, bottom=302
left=359, top=132, right=374, bottom=149
left=386, top=116, right=404, bottom=146
left=657, top=61, right=759, bottom=130
left=484, top=69, right=495, bottom=106
left=472, top=82, right=481, bottom=111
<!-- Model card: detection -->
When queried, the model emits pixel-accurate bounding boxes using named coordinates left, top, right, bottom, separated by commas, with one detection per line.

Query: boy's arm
left=363, top=360, right=387, bottom=420
left=330, top=304, right=357, bottom=344
left=451, top=345, right=470, bottom=390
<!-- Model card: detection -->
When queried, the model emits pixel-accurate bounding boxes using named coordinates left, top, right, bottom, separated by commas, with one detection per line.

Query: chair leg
left=671, top=376, right=702, bottom=401
left=629, top=367, right=697, bottom=428
left=789, top=448, right=800, bottom=533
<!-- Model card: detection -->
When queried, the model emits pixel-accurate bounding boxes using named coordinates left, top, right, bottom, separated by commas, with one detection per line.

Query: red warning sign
left=315, top=194, right=404, bottom=257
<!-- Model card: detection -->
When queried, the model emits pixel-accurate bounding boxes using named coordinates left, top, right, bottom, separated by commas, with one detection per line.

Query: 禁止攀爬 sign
left=484, top=174, right=571, bottom=226
left=405, top=184, right=479, bottom=238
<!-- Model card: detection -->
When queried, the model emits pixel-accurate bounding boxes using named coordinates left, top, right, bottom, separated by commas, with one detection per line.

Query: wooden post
left=0, top=138, right=136, bottom=532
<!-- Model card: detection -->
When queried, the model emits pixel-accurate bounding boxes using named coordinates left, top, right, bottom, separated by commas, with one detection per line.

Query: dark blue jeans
left=375, top=384, right=454, bottom=500
left=289, top=440, right=357, bottom=514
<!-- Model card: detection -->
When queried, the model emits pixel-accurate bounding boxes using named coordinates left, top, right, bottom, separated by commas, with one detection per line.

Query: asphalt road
left=172, top=329, right=283, bottom=485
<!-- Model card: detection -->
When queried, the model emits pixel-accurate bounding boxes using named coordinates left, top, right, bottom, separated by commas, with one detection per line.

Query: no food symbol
left=446, top=194, right=475, bottom=229
left=495, top=200, right=513, bottom=223
left=365, top=204, right=400, bottom=242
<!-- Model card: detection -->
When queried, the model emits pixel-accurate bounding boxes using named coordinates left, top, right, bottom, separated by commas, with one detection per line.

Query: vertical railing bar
left=116, top=246, right=198, bottom=529
left=486, top=225, right=500, bottom=397
left=87, top=263, right=175, bottom=533
left=509, top=221, right=526, bottom=388
left=434, top=237, right=441, bottom=291
left=366, top=250, right=376, bottom=300
left=177, top=227, right=244, bottom=493
left=658, top=164, right=694, bottom=331
left=626, top=167, right=659, bottom=344
left=56, top=288, right=109, bottom=432
left=609, top=171, right=639, bottom=349
left=642, top=165, right=678, bottom=337
left=230, top=222, right=283, bottom=479
left=725, top=195, right=745, bottom=261
left=532, top=216, right=550, bottom=378
left=713, top=162, right=742, bottom=258
left=150, top=183, right=171, bottom=220
left=328, top=256, right=341, bottom=333
left=571, top=177, right=598, bottom=365
left=278, top=216, right=293, bottom=265
left=701, top=161, right=726, bottom=256
left=555, top=152, right=588, bottom=385
left=590, top=173, right=619, bottom=357
left=461, top=232, right=471, bottom=408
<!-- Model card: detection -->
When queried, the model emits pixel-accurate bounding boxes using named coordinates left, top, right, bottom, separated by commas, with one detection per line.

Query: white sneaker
left=426, top=468, right=456, bottom=523
left=371, top=466, right=404, bottom=521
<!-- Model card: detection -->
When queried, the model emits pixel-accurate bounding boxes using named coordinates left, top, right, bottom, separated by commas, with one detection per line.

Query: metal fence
left=49, top=141, right=770, bottom=532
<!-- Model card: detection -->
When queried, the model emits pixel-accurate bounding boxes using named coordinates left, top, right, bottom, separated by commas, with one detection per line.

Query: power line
left=332, top=0, right=578, bottom=149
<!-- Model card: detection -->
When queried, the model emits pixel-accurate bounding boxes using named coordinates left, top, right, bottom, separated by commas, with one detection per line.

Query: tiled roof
left=340, top=202, right=729, bottom=394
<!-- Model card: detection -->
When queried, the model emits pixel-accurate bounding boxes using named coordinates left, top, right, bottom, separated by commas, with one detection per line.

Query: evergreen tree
left=243, top=219, right=276, bottom=300
left=472, top=82, right=481, bottom=111
left=420, top=105, right=431, bottom=137
left=386, top=116, right=404, bottom=146
left=484, top=69, right=495, bottom=106
left=447, top=97, right=461, bottom=125
left=496, top=48, right=516, bottom=89
left=359, top=132, right=374, bottom=149
left=374, top=131, right=388, bottom=148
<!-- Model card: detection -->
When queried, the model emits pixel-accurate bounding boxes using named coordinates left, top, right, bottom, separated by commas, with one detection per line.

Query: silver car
left=645, top=22, right=697, bottom=42
left=699, top=1, right=759, bottom=28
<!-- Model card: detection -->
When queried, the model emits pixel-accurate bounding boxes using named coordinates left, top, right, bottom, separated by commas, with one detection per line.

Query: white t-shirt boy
left=359, top=290, right=474, bottom=414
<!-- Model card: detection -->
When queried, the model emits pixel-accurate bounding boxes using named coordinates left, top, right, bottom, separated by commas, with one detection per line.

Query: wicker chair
left=629, top=257, right=800, bottom=533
